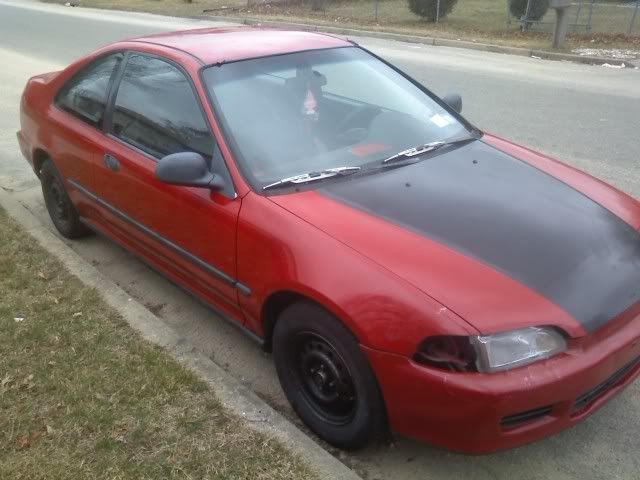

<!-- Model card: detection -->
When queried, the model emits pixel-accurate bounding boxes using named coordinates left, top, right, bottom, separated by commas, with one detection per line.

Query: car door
left=91, top=52, right=244, bottom=319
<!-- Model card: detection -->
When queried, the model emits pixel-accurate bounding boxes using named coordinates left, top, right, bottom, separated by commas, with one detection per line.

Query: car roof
left=128, top=27, right=352, bottom=65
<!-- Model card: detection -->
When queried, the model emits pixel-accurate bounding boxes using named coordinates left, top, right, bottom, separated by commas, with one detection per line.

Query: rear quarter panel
left=19, top=71, right=60, bottom=171
left=19, top=50, right=113, bottom=215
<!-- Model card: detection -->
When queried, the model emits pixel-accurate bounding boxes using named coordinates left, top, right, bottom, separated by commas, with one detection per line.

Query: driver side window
left=111, top=54, right=214, bottom=161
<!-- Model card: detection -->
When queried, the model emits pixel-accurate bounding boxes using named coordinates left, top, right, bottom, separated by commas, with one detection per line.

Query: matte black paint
left=321, top=140, right=640, bottom=333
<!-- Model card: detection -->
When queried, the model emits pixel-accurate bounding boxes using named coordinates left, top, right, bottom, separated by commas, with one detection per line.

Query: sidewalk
left=203, top=14, right=637, bottom=68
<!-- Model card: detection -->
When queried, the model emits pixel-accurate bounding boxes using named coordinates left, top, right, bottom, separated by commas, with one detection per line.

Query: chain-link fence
left=509, top=0, right=640, bottom=35
left=221, top=0, right=640, bottom=43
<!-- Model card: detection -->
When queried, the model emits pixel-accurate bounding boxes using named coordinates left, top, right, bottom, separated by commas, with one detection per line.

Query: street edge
left=0, top=187, right=362, bottom=480
left=201, top=15, right=637, bottom=68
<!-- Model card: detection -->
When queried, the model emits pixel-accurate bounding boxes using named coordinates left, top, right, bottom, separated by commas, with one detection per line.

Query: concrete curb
left=0, top=187, right=362, bottom=480
left=201, top=15, right=637, bottom=68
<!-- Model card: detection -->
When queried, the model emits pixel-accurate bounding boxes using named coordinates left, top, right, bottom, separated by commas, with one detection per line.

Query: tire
left=40, top=159, right=90, bottom=239
left=273, top=301, right=387, bottom=449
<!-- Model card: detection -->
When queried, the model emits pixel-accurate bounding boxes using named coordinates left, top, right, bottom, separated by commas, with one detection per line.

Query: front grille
left=501, top=405, right=553, bottom=428
left=573, top=355, right=640, bottom=414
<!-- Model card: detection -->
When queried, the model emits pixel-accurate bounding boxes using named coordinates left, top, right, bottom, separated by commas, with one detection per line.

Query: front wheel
left=273, top=301, right=387, bottom=449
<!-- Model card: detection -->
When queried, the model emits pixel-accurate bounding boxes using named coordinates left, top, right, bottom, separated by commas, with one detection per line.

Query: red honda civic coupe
left=17, top=27, right=640, bottom=453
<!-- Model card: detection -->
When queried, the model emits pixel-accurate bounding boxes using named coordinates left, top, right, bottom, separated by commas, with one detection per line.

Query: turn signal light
left=413, top=336, right=477, bottom=372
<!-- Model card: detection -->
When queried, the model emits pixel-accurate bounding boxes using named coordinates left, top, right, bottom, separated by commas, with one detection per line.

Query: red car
left=18, top=27, right=640, bottom=453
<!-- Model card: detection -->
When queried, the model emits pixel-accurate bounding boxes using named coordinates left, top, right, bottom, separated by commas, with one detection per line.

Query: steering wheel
left=332, top=105, right=381, bottom=147
left=334, top=105, right=380, bottom=133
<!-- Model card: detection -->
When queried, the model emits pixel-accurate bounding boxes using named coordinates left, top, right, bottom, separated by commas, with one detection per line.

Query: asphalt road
left=1, top=1, right=639, bottom=479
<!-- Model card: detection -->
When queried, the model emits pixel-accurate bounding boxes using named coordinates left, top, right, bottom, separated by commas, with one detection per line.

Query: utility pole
left=550, top=0, right=572, bottom=49
left=631, top=0, right=639, bottom=35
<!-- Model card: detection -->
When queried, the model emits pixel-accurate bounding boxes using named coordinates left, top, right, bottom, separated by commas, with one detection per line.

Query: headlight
left=470, top=326, right=567, bottom=373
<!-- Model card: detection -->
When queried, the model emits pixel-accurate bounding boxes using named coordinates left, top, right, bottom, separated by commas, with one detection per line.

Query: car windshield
left=202, top=47, right=471, bottom=190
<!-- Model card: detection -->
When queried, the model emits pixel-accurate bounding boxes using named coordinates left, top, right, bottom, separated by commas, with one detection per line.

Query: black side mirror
left=443, top=93, right=463, bottom=114
left=156, top=152, right=225, bottom=190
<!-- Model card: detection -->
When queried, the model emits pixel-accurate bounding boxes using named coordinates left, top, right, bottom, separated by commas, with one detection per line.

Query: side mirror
left=443, top=93, right=463, bottom=114
left=156, top=152, right=225, bottom=190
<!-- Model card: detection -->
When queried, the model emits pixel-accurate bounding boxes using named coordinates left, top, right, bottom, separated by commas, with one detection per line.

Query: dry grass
left=0, top=206, right=315, bottom=480
left=42, top=0, right=640, bottom=51
left=43, top=0, right=214, bottom=17
left=239, top=0, right=640, bottom=50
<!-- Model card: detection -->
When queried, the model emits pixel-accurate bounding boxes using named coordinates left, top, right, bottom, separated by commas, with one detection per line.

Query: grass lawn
left=0, top=206, right=314, bottom=480
left=42, top=0, right=640, bottom=51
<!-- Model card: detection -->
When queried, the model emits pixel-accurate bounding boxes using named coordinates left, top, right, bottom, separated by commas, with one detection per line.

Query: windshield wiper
left=262, top=166, right=361, bottom=191
left=381, top=137, right=474, bottom=165
left=382, top=141, right=446, bottom=164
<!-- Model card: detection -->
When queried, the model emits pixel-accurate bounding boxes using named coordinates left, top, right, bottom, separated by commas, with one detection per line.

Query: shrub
left=407, top=0, right=459, bottom=22
left=509, top=0, right=550, bottom=21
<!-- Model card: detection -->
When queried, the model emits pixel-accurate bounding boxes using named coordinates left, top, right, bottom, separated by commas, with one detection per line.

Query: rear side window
left=111, top=54, right=213, bottom=160
left=55, top=53, right=123, bottom=128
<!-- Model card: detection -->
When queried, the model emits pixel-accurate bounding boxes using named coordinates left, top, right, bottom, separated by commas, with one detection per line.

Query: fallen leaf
left=16, top=435, right=30, bottom=450
left=110, top=425, right=129, bottom=444
left=46, top=425, right=55, bottom=435
left=20, top=374, right=35, bottom=390
left=1, top=375, right=11, bottom=387
left=37, top=272, right=48, bottom=280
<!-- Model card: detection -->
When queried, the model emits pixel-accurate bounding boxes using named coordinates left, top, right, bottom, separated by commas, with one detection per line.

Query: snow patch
left=573, top=48, right=640, bottom=60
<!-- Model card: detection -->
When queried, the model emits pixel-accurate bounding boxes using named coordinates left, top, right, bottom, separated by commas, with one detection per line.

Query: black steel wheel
left=293, top=331, right=357, bottom=425
left=273, top=301, right=387, bottom=449
left=40, top=159, right=90, bottom=239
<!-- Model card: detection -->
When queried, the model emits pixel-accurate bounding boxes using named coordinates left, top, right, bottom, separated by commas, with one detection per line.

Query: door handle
left=104, top=153, right=120, bottom=172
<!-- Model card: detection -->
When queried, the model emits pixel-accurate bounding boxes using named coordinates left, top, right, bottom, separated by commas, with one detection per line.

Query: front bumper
left=364, top=307, right=640, bottom=453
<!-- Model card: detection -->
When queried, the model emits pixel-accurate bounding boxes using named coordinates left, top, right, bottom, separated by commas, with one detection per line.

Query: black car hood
left=319, top=139, right=640, bottom=333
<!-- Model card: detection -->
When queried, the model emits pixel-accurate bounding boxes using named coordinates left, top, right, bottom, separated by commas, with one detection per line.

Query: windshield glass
left=202, top=47, right=471, bottom=189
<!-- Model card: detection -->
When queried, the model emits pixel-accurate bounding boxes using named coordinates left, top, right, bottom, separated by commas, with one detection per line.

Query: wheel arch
left=32, top=148, right=51, bottom=176
left=262, top=288, right=392, bottom=443
left=260, top=289, right=361, bottom=353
